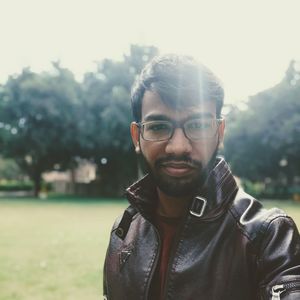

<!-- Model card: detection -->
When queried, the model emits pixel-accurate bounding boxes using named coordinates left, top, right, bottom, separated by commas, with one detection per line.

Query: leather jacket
left=104, top=158, right=300, bottom=299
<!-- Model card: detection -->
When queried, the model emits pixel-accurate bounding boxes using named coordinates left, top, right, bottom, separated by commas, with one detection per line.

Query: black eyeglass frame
left=136, top=118, right=223, bottom=142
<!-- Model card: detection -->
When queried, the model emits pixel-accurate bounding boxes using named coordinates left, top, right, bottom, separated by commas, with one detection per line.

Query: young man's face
left=131, top=91, right=225, bottom=197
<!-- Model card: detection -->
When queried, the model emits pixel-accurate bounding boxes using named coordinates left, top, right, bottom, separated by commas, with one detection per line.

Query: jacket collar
left=125, top=157, right=238, bottom=220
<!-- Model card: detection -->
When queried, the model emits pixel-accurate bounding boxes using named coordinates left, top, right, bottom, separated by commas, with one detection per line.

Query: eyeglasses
left=138, top=118, right=223, bottom=142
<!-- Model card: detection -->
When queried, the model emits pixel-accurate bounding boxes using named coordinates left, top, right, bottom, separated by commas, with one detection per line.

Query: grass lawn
left=0, top=197, right=127, bottom=300
left=0, top=197, right=299, bottom=300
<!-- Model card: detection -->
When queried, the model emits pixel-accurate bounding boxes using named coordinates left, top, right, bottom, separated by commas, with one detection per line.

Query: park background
left=0, top=0, right=300, bottom=299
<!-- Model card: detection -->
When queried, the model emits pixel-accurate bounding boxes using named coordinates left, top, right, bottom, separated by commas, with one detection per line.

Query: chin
left=154, top=171, right=202, bottom=197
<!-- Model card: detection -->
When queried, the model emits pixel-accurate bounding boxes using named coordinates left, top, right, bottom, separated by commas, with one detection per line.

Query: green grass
left=0, top=197, right=127, bottom=300
left=0, top=197, right=299, bottom=300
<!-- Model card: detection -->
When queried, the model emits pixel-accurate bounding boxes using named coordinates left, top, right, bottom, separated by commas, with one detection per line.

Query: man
left=103, top=54, right=300, bottom=299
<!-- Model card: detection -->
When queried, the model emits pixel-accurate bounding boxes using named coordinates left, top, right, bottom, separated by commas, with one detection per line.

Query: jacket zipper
left=271, top=285, right=285, bottom=300
left=125, top=197, right=162, bottom=300
left=161, top=213, right=189, bottom=300
left=271, top=282, right=300, bottom=299
left=144, top=223, right=161, bottom=300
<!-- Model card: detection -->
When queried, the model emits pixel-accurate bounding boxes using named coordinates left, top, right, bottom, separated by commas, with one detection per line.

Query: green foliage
left=241, top=180, right=265, bottom=198
left=81, top=45, right=158, bottom=153
left=241, top=179, right=291, bottom=199
left=0, top=157, right=25, bottom=180
left=80, top=45, right=158, bottom=195
left=0, top=45, right=159, bottom=197
left=0, top=63, right=83, bottom=195
left=225, top=60, right=300, bottom=196
left=0, top=180, right=33, bottom=191
left=1, top=47, right=299, bottom=198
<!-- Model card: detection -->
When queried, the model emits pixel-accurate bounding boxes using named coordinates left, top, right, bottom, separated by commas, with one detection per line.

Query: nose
left=165, top=128, right=192, bottom=155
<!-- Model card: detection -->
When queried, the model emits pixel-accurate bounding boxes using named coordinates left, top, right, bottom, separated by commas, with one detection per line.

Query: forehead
left=141, top=91, right=216, bottom=121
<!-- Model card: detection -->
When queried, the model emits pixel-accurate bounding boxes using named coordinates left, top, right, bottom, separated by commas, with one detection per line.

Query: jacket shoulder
left=228, top=188, right=287, bottom=245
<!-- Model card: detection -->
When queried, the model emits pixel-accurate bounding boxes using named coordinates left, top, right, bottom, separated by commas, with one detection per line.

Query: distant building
left=43, top=159, right=97, bottom=194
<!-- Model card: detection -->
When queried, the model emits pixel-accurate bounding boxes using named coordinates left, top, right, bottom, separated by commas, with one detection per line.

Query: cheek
left=141, top=141, right=166, bottom=162
left=193, top=139, right=218, bottom=162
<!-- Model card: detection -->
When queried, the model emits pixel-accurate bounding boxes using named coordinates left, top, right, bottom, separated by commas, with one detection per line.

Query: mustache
left=155, top=154, right=202, bottom=169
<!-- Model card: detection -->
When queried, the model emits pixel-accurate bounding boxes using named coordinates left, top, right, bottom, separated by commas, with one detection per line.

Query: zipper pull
left=271, top=284, right=286, bottom=300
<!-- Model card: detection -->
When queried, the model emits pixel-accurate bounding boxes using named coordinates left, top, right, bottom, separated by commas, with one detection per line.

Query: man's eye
left=188, top=121, right=210, bottom=129
left=147, top=123, right=169, bottom=131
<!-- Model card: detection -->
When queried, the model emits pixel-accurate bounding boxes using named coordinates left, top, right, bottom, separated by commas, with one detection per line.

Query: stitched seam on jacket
left=257, top=215, right=292, bottom=262
left=166, top=222, right=188, bottom=299
left=228, top=207, right=253, bottom=243
left=229, top=203, right=286, bottom=247
left=141, top=221, right=159, bottom=300
left=256, top=216, right=292, bottom=293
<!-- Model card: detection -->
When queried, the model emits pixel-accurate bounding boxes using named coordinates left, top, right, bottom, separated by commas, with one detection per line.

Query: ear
left=130, top=122, right=141, bottom=153
left=218, top=119, right=225, bottom=148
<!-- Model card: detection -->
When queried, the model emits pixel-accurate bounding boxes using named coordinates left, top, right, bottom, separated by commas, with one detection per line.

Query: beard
left=139, top=148, right=218, bottom=197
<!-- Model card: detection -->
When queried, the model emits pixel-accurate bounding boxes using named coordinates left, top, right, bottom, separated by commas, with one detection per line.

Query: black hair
left=131, top=54, right=224, bottom=122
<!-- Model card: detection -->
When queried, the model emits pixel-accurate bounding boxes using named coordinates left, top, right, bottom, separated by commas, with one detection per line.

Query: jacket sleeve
left=258, top=216, right=300, bottom=299
left=103, top=214, right=123, bottom=300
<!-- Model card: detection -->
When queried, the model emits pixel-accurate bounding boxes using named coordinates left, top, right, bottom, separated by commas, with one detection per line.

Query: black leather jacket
left=104, top=158, right=300, bottom=299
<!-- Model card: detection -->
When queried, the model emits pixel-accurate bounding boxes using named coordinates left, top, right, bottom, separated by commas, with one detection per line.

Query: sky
left=0, top=0, right=300, bottom=104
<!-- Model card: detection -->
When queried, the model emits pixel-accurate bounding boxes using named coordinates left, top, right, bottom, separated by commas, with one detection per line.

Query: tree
left=0, top=64, right=83, bottom=196
left=225, top=60, right=300, bottom=193
left=81, top=45, right=159, bottom=195
left=0, top=45, right=159, bottom=197
left=0, top=156, right=25, bottom=180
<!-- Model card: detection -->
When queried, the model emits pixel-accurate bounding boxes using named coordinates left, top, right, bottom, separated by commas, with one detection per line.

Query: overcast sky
left=1, top=0, right=299, bottom=104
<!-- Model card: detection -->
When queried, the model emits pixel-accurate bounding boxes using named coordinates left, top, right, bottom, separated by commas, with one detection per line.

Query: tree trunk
left=70, top=166, right=76, bottom=194
left=33, top=172, right=42, bottom=197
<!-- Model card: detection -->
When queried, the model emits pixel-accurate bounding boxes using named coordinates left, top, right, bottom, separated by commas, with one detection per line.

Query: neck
left=156, top=188, right=192, bottom=218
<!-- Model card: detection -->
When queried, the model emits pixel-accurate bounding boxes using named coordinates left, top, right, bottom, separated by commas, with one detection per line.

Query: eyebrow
left=143, top=114, right=172, bottom=122
left=143, top=112, right=215, bottom=122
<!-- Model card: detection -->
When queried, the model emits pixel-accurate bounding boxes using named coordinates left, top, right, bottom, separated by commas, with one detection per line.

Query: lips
left=160, top=161, right=196, bottom=177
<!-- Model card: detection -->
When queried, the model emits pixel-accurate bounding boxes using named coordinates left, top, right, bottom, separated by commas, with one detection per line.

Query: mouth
left=160, top=161, right=196, bottom=177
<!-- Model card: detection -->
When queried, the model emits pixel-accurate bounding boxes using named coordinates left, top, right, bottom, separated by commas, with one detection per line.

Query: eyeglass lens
left=141, top=119, right=219, bottom=141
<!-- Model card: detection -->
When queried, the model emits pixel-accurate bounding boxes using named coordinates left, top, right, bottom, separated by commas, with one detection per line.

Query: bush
left=0, top=180, right=34, bottom=191
left=241, top=179, right=293, bottom=199
left=241, top=180, right=265, bottom=198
